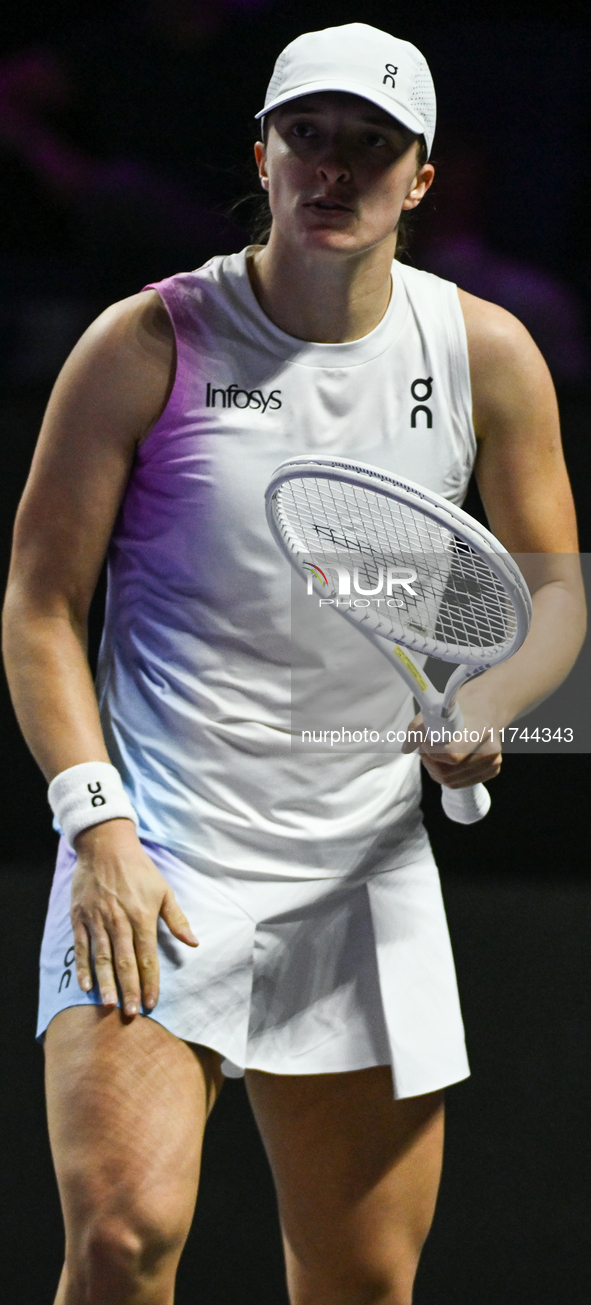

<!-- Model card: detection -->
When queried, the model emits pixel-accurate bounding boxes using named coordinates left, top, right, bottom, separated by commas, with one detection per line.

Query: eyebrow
left=277, top=103, right=406, bottom=131
left=361, top=115, right=406, bottom=131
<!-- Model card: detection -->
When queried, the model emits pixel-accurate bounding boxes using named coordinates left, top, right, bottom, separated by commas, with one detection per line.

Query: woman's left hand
left=402, top=704, right=503, bottom=789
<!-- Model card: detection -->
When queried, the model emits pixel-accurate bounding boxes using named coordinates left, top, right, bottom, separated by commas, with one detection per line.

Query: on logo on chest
left=410, top=377, right=433, bottom=429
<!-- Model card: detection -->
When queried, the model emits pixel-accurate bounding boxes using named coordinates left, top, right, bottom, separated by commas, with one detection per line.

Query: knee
left=84, top=1211, right=178, bottom=1279
left=296, top=1279, right=413, bottom=1305
left=66, top=1205, right=185, bottom=1304
left=349, top=1271, right=414, bottom=1305
left=289, top=1251, right=417, bottom=1305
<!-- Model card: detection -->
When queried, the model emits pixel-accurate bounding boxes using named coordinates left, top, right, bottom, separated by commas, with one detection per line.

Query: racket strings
left=274, top=476, right=517, bottom=659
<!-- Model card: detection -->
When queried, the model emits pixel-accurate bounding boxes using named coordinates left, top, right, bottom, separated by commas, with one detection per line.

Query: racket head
left=265, top=455, right=532, bottom=667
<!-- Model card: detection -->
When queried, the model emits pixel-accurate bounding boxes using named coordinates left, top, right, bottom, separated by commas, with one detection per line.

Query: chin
left=296, top=225, right=367, bottom=254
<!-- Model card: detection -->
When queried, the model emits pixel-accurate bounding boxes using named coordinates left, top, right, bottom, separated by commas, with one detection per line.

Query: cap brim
left=255, top=78, right=427, bottom=147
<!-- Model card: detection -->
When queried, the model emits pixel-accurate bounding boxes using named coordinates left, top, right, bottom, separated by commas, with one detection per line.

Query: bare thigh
left=246, top=1066, right=444, bottom=1305
left=45, top=1006, right=223, bottom=1305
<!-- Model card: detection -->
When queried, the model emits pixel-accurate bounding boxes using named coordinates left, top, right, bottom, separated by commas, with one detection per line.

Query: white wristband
left=48, top=762, right=139, bottom=847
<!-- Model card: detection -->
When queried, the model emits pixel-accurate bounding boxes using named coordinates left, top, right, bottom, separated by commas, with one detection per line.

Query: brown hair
left=394, top=135, right=428, bottom=260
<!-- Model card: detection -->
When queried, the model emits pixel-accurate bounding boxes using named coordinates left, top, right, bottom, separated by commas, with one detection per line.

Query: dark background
left=1, top=1, right=590, bottom=1302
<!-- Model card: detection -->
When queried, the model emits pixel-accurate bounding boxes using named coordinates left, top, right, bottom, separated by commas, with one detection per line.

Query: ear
left=402, top=162, right=435, bottom=211
left=254, top=141, right=269, bottom=192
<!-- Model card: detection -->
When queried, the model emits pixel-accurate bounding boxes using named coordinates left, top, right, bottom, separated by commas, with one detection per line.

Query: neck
left=248, top=232, right=398, bottom=343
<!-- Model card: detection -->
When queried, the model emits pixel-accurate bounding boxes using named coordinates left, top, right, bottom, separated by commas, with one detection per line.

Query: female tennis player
left=2, top=22, right=585, bottom=1305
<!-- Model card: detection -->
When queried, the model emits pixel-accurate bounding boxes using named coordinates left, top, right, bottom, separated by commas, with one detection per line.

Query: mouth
left=304, top=198, right=354, bottom=214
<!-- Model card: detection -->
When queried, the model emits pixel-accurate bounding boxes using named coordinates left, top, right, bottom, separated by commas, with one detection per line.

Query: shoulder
left=458, top=286, right=536, bottom=366
left=457, top=289, right=577, bottom=553
left=457, top=287, right=556, bottom=438
left=51, top=290, right=176, bottom=446
left=76, top=289, right=174, bottom=372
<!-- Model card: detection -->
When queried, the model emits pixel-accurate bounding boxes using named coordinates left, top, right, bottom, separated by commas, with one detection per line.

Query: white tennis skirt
left=37, top=835, right=470, bottom=1100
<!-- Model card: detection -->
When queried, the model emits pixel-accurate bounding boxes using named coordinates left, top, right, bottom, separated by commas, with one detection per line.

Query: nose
left=315, top=141, right=352, bottom=185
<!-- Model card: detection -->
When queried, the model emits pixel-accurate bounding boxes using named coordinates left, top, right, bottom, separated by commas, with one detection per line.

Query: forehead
left=272, top=91, right=408, bottom=133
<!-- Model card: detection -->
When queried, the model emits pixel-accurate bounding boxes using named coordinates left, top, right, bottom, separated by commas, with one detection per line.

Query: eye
left=291, top=121, right=317, bottom=139
left=363, top=131, right=388, bottom=148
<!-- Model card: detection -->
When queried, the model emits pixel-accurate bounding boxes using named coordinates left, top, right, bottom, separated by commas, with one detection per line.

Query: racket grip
left=423, top=700, right=492, bottom=824
left=441, top=783, right=491, bottom=824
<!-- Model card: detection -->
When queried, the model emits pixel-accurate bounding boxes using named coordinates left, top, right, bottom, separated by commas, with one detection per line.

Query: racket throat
left=429, top=698, right=463, bottom=732
left=440, top=662, right=490, bottom=717
left=369, top=631, right=442, bottom=715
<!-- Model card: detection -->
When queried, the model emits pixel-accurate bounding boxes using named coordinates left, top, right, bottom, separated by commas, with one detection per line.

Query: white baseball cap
left=255, top=22, right=436, bottom=157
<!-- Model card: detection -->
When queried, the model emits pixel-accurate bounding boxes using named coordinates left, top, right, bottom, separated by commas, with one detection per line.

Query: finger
left=90, top=929, right=119, bottom=1008
left=450, top=753, right=502, bottom=773
left=420, top=742, right=486, bottom=763
left=422, top=751, right=502, bottom=776
left=133, top=925, right=160, bottom=1011
left=108, top=918, right=143, bottom=1016
left=401, top=715, right=425, bottom=753
left=419, top=741, right=500, bottom=767
left=160, top=888, right=199, bottom=946
left=419, top=737, right=502, bottom=762
left=435, top=747, right=503, bottom=771
left=442, top=761, right=502, bottom=788
left=424, top=753, right=501, bottom=771
left=422, top=755, right=502, bottom=785
left=73, top=922, right=94, bottom=994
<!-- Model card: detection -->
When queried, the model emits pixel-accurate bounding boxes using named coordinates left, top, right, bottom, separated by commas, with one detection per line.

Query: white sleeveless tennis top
left=96, top=248, right=476, bottom=879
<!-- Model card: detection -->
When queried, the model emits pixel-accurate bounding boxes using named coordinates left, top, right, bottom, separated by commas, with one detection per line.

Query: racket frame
left=266, top=455, right=531, bottom=673
left=265, top=453, right=532, bottom=751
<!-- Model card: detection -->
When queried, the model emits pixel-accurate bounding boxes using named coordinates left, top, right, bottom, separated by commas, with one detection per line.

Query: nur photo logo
left=303, top=560, right=418, bottom=609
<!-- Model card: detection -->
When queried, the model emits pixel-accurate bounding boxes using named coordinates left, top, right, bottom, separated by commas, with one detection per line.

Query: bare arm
left=407, top=290, right=586, bottom=787
left=461, top=291, right=585, bottom=722
left=2, top=292, right=197, bottom=1014
left=3, top=291, right=174, bottom=776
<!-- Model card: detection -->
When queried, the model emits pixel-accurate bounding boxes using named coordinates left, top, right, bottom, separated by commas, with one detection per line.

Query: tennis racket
left=265, top=455, right=532, bottom=825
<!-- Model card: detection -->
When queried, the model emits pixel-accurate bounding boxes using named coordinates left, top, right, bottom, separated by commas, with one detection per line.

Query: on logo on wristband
left=88, top=781, right=107, bottom=808
left=48, top=761, right=139, bottom=846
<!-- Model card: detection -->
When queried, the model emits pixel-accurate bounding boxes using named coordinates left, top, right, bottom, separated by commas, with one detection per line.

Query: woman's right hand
left=71, top=819, right=198, bottom=1017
